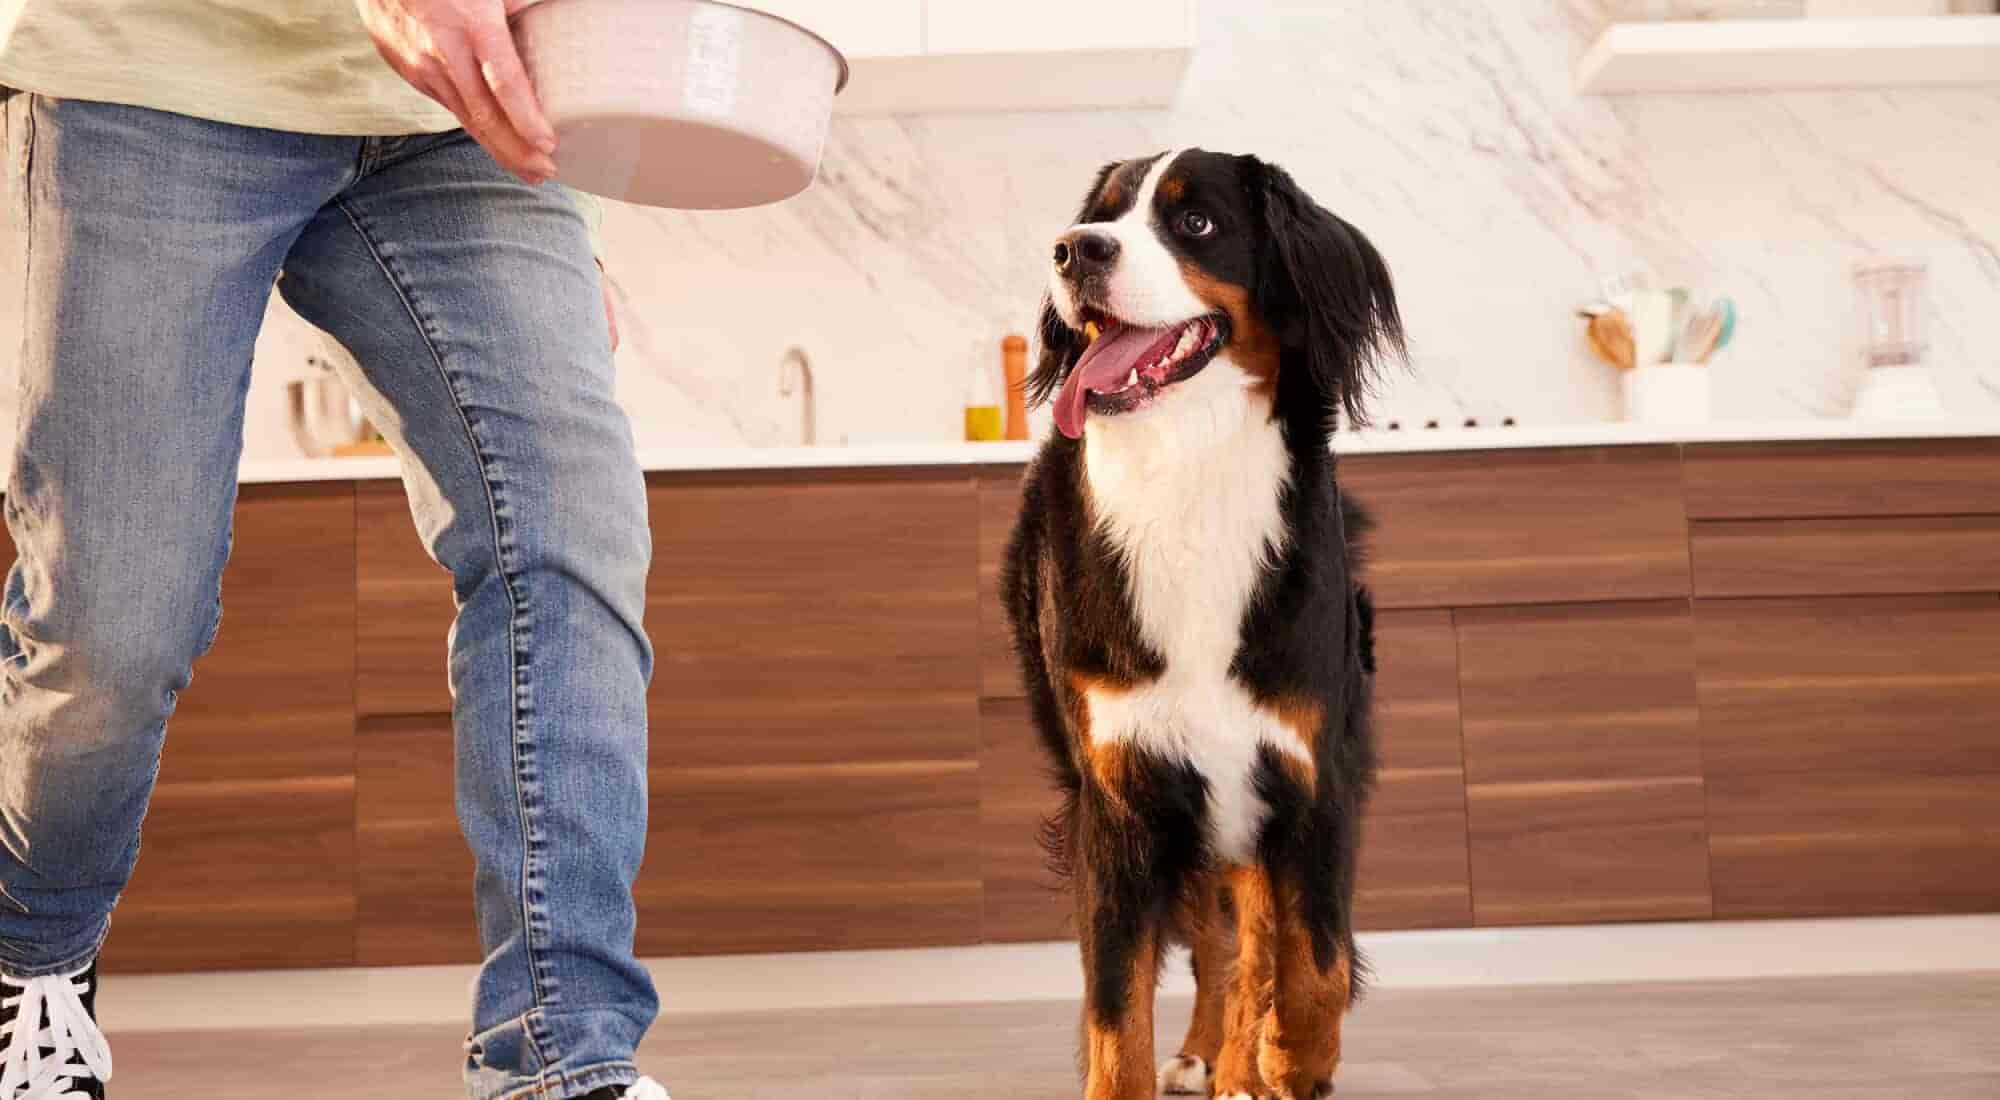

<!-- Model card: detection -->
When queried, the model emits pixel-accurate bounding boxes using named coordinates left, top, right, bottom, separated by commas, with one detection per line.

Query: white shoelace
left=622, top=1077, right=671, bottom=1100
left=0, top=968, right=111, bottom=1100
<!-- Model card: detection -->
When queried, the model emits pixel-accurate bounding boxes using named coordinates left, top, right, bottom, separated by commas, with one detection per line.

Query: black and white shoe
left=579, top=1077, right=670, bottom=1100
left=0, top=961, right=111, bottom=1100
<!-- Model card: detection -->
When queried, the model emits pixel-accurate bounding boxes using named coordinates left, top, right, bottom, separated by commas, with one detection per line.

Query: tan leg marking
left=1212, top=865, right=1277, bottom=1098
left=1161, top=874, right=1233, bottom=1093
left=1084, top=923, right=1160, bottom=1100
left=1258, top=879, right=1352, bottom=1099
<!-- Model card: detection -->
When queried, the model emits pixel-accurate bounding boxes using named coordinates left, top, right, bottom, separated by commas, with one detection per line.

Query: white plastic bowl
left=511, top=0, right=847, bottom=210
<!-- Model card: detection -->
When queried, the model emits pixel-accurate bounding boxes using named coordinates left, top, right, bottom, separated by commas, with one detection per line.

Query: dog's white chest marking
left=1079, top=366, right=1305, bottom=863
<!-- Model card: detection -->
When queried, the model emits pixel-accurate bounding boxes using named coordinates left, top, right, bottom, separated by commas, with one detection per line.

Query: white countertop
left=237, top=417, right=2000, bottom=485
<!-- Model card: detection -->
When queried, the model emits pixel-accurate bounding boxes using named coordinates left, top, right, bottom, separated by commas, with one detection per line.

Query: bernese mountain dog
left=1001, top=149, right=1404, bottom=1100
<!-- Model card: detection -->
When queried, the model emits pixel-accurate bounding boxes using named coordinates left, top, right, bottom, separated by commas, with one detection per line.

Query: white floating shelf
left=773, top=0, right=1195, bottom=115
left=1577, top=15, right=2000, bottom=94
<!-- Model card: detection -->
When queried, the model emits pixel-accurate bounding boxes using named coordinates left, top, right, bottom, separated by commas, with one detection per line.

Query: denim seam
left=16, top=96, right=32, bottom=274
left=10, top=97, right=35, bottom=469
left=329, top=197, right=559, bottom=1052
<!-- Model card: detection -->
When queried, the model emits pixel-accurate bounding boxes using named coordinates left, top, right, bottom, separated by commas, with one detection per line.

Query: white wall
left=5, top=0, right=1998, bottom=467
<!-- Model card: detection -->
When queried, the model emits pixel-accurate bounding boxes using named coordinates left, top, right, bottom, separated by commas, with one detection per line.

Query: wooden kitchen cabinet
left=7, top=428, right=1997, bottom=977
left=103, top=483, right=360, bottom=972
left=1696, top=594, right=2000, bottom=919
left=1341, top=447, right=1692, bottom=610
left=1455, top=601, right=1713, bottom=926
left=639, top=470, right=985, bottom=955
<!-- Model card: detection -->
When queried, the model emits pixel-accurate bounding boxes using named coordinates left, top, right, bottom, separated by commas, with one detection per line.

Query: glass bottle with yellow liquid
left=963, top=340, right=1003, bottom=442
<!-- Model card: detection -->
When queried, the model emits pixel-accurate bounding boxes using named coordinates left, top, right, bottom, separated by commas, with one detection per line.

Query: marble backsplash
left=4, top=0, right=1998, bottom=466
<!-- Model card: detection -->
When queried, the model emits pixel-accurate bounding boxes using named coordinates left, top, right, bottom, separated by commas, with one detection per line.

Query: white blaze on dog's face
left=1041, top=150, right=1284, bottom=441
left=1048, top=151, right=1210, bottom=329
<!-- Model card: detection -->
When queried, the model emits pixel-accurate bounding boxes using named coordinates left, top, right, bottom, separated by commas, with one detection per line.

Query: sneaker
left=580, top=1078, right=670, bottom=1100
left=0, top=961, right=110, bottom=1100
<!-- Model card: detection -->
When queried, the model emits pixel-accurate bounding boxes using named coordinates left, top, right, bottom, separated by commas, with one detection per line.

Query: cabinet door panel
left=978, top=469, right=1027, bottom=700
left=1356, top=611, right=1473, bottom=931
left=356, top=480, right=456, bottom=717
left=980, top=697, right=1070, bottom=942
left=642, top=472, right=983, bottom=954
left=1456, top=602, right=1712, bottom=926
left=356, top=715, right=478, bottom=966
left=103, top=484, right=359, bottom=972
left=1696, top=594, right=2000, bottom=918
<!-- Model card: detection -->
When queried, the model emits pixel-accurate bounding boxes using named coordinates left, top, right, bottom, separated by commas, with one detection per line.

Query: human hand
left=356, top=0, right=558, bottom=183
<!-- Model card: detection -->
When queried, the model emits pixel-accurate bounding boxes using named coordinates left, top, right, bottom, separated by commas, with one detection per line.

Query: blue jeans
left=0, top=95, right=658, bottom=1100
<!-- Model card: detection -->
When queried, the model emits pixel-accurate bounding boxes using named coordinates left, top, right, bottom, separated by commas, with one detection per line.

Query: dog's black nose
left=1053, top=230, right=1120, bottom=278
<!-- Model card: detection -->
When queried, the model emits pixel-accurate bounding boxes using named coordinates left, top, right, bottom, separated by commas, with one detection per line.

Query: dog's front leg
left=1258, top=871, right=1351, bottom=1100
left=1212, top=865, right=1277, bottom=1099
left=1159, top=874, right=1232, bottom=1095
left=1077, top=863, right=1161, bottom=1100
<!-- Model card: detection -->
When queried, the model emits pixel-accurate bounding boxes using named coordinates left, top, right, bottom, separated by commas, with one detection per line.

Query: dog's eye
left=1178, top=210, right=1215, bottom=238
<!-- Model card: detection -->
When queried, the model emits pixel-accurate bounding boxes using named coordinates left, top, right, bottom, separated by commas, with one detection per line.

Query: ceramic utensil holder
left=1622, top=363, right=1711, bottom=424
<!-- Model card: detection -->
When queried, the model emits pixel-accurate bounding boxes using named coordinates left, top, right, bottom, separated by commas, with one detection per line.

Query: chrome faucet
left=778, top=346, right=816, bottom=447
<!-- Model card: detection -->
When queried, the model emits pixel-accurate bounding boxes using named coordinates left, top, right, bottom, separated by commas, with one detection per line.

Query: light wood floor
left=107, top=971, right=1998, bottom=1099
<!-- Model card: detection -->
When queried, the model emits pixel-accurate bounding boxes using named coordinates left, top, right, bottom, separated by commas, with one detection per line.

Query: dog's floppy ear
left=1024, top=295, right=1085, bottom=407
left=1021, top=160, right=1122, bottom=409
left=1253, top=158, right=1404, bottom=427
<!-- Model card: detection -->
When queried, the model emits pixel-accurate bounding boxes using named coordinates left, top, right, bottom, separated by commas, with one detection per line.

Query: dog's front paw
left=1157, top=1054, right=1208, bottom=1095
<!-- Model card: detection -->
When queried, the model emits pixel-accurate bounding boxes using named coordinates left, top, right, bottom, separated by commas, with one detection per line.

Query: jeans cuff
left=0, top=918, right=108, bottom=980
left=487, top=1060, right=639, bottom=1100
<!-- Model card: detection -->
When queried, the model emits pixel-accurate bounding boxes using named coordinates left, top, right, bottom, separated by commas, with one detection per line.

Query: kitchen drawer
left=1691, top=515, right=2000, bottom=598
left=356, top=480, right=457, bottom=717
left=1695, top=594, right=2000, bottom=918
left=1707, top=770, right=2000, bottom=919
left=1341, top=447, right=1692, bottom=609
left=1455, top=601, right=1713, bottom=926
left=1684, top=439, right=2000, bottom=520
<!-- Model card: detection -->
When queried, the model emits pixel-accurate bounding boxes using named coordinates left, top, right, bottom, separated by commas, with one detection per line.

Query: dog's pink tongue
left=1054, top=323, right=1160, bottom=439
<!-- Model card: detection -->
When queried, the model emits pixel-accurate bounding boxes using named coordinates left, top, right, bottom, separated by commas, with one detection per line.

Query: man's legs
left=0, top=96, right=345, bottom=976
left=279, top=132, right=657, bottom=1100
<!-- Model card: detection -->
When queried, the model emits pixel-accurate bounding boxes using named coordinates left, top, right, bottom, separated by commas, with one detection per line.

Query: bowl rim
left=510, top=0, right=851, bottom=94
